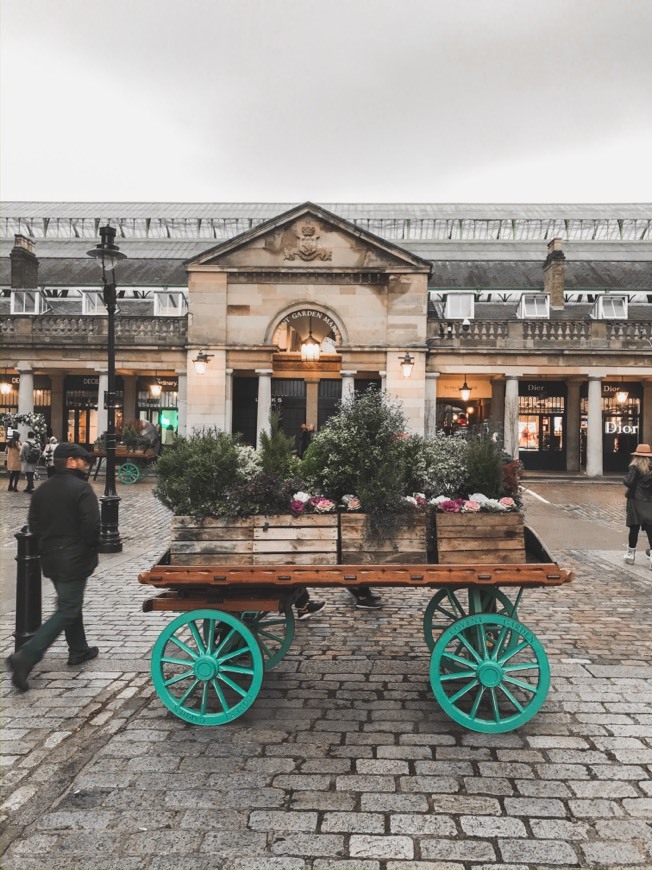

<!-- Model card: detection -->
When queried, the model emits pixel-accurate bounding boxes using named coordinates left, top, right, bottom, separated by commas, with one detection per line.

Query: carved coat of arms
left=284, top=222, right=332, bottom=262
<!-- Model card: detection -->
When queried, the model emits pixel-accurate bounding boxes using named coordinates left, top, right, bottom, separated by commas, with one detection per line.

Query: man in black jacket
left=6, top=443, right=101, bottom=692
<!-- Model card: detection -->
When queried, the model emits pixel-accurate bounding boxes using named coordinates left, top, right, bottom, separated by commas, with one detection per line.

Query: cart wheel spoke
left=151, top=609, right=264, bottom=725
left=117, top=462, right=140, bottom=484
left=423, top=589, right=516, bottom=656
left=430, top=613, right=550, bottom=734
left=241, top=609, right=295, bottom=671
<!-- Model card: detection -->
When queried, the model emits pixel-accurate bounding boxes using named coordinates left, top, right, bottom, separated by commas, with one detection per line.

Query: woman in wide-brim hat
left=623, top=443, right=652, bottom=569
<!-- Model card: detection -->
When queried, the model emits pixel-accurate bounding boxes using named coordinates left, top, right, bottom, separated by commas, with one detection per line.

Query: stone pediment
left=184, top=202, right=432, bottom=273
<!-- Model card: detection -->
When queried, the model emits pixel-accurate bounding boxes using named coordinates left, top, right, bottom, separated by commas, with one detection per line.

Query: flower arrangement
left=1, top=412, right=48, bottom=443
left=431, top=493, right=519, bottom=513
left=289, top=492, right=336, bottom=516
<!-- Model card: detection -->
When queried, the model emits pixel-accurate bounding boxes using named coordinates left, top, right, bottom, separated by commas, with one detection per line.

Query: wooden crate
left=340, top=513, right=427, bottom=564
left=169, top=514, right=338, bottom=566
left=434, top=512, right=525, bottom=564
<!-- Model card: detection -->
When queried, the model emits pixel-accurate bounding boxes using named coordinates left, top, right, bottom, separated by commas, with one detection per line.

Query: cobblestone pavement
left=1, top=478, right=651, bottom=870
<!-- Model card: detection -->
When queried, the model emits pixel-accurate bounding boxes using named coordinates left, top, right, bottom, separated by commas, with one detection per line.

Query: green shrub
left=154, top=428, right=252, bottom=517
left=412, top=433, right=469, bottom=498
left=258, top=409, right=300, bottom=479
left=464, top=429, right=506, bottom=499
left=302, top=389, right=411, bottom=534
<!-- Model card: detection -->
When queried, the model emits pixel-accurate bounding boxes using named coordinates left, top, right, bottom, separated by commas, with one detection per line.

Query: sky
left=1, top=0, right=651, bottom=204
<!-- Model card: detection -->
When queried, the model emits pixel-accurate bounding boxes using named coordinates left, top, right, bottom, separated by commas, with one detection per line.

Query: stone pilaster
left=224, top=369, right=233, bottom=434
left=503, top=376, right=519, bottom=459
left=256, top=369, right=273, bottom=446
left=424, top=372, right=440, bottom=438
left=340, top=371, right=356, bottom=399
left=176, top=372, right=187, bottom=436
left=586, top=375, right=603, bottom=478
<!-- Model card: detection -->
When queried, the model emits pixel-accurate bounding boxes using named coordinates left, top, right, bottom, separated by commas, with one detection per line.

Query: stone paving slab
left=1, top=482, right=652, bottom=869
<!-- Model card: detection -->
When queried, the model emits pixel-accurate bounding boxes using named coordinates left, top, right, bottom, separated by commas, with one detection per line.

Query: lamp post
left=86, top=226, right=126, bottom=553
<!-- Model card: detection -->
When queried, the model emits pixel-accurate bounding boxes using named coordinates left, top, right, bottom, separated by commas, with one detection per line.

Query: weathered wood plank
left=435, top=511, right=525, bottom=564
left=252, top=515, right=338, bottom=528
left=253, top=527, right=338, bottom=541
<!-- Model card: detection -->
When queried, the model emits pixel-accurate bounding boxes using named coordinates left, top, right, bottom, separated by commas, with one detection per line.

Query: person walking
left=19, top=430, right=40, bottom=493
left=6, top=433, right=22, bottom=491
left=5, top=443, right=101, bottom=692
left=42, top=436, right=58, bottom=478
left=623, top=443, right=652, bottom=570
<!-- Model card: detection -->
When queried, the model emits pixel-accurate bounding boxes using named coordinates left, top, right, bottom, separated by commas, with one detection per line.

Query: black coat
left=623, top=465, right=652, bottom=528
left=28, top=468, right=100, bottom=579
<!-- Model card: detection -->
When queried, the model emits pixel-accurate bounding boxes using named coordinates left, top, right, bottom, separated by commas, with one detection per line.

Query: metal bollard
left=14, top=525, right=42, bottom=652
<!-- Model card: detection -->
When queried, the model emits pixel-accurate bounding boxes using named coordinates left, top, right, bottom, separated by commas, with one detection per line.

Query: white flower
left=429, top=495, right=451, bottom=505
left=292, top=491, right=312, bottom=504
left=469, top=493, right=489, bottom=504
left=403, top=496, right=418, bottom=506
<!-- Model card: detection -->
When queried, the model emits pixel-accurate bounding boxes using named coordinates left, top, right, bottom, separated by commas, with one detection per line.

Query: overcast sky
left=1, top=0, right=651, bottom=203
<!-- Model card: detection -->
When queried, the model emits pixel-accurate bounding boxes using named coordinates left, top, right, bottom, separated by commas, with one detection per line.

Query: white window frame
left=444, top=292, right=475, bottom=320
left=82, top=291, right=107, bottom=315
left=10, top=290, right=43, bottom=315
left=154, top=291, right=187, bottom=317
left=590, top=294, right=628, bottom=320
left=518, top=293, right=550, bottom=319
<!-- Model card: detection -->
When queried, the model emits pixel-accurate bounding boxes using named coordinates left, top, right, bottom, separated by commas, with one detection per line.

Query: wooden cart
left=92, top=448, right=157, bottom=484
left=139, top=527, right=573, bottom=733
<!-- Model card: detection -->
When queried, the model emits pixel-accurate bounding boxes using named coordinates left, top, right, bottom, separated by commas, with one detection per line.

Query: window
left=10, top=290, right=42, bottom=315
left=590, top=294, right=628, bottom=320
left=154, top=291, right=187, bottom=316
left=82, top=291, right=106, bottom=315
left=518, top=293, right=549, bottom=319
left=444, top=293, right=474, bottom=320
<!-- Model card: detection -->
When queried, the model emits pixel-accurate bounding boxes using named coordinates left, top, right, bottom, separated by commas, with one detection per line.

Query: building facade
left=1, top=201, right=651, bottom=476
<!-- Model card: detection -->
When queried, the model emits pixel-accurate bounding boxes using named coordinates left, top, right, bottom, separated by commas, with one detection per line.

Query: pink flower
left=463, top=500, right=481, bottom=512
left=290, top=499, right=306, bottom=515
left=499, top=497, right=516, bottom=509
left=344, top=496, right=361, bottom=511
left=439, top=499, right=464, bottom=513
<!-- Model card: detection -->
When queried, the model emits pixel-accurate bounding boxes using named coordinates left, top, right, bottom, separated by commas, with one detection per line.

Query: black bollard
left=14, top=525, right=42, bottom=652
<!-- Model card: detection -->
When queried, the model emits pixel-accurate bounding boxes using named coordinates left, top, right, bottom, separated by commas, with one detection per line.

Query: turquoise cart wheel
left=117, top=461, right=140, bottom=484
left=241, top=609, right=295, bottom=670
left=151, top=609, right=264, bottom=725
left=430, top=612, right=550, bottom=733
left=423, top=588, right=516, bottom=651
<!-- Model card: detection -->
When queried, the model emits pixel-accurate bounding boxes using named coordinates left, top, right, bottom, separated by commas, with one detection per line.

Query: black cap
left=53, top=442, right=93, bottom=462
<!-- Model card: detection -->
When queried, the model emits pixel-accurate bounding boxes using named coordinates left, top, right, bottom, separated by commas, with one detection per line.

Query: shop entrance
left=518, top=382, right=566, bottom=471
left=580, top=382, right=642, bottom=472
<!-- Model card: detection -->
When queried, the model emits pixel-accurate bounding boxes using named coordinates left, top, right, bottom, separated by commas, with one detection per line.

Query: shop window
left=590, top=294, right=628, bottom=320
left=10, top=290, right=43, bottom=315
left=518, top=293, right=549, bottom=319
left=82, top=291, right=106, bottom=315
left=444, top=293, right=474, bottom=320
left=154, top=291, right=187, bottom=317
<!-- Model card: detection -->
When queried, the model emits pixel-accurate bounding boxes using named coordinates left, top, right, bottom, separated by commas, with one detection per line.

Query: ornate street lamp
left=301, top=317, right=320, bottom=362
left=399, top=352, right=415, bottom=379
left=86, top=225, right=126, bottom=553
left=150, top=372, right=162, bottom=399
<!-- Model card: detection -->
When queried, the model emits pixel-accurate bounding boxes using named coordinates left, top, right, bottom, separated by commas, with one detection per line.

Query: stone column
left=122, top=375, right=137, bottom=422
left=379, top=370, right=387, bottom=392
left=642, top=381, right=652, bottom=447
left=586, top=375, right=603, bottom=478
left=490, top=377, right=506, bottom=434
left=305, top=378, right=319, bottom=428
left=565, top=380, right=581, bottom=472
left=424, top=372, right=440, bottom=438
left=97, top=369, right=108, bottom=435
left=49, top=372, right=65, bottom=442
left=224, top=369, right=233, bottom=434
left=176, top=372, right=187, bottom=436
left=340, top=371, right=356, bottom=400
left=256, top=369, right=273, bottom=446
left=17, top=364, right=34, bottom=416
left=503, top=376, right=520, bottom=459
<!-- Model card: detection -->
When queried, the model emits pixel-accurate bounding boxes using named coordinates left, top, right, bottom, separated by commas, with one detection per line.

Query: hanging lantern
left=399, top=352, right=415, bottom=378
left=301, top=317, right=321, bottom=362
left=459, top=376, right=472, bottom=402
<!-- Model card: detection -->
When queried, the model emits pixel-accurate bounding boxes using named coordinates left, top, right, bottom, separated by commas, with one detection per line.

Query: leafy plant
left=302, top=388, right=411, bottom=537
left=409, top=432, right=469, bottom=498
left=154, top=428, right=252, bottom=517
left=258, top=409, right=299, bottom=479
left=464, top=429, right=506, bottom=499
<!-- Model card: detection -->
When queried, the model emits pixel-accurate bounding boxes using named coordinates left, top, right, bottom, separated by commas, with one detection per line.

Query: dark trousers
left=24, top=471, right=35, bottom=491
left=17, top=577, right=90, bottom=668
left=46, top=467, right=56, bottom=478
left=295, top=586, right=372, bottom=608
left=8, top=471, right=20, bottom=490
left=628, top=525, right=652, bottom=548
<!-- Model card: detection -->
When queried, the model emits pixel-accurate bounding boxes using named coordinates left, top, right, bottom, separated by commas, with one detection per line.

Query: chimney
left=543, top=238, right=566, bottom=309
left=10, top=234, right=39, bottom=289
